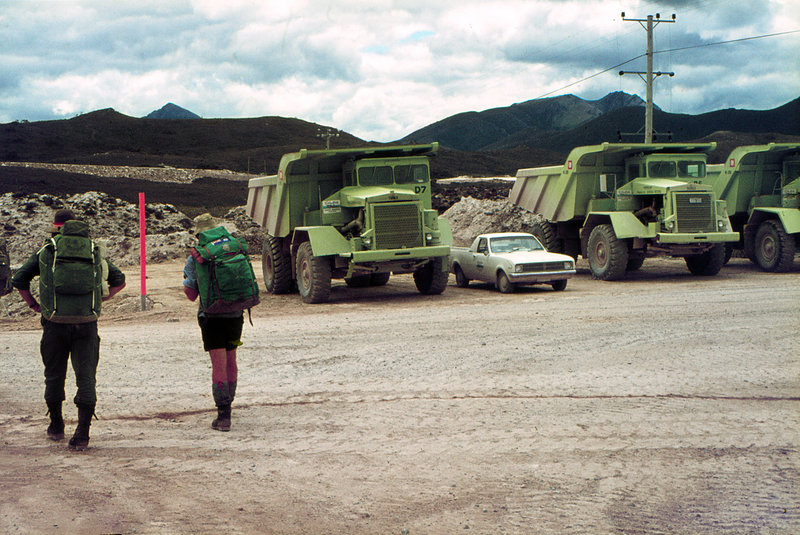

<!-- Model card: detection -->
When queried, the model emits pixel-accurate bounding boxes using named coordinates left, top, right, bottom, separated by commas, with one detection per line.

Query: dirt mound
left=442, top=196, right=546, bottom=246
left=0, top=191, right=265, bottom=268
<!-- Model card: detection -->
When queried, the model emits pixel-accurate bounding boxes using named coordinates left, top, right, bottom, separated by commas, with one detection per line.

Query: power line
left=655, top=29, right=800, bottom=55
left=534, top=29, right=799, bottom=101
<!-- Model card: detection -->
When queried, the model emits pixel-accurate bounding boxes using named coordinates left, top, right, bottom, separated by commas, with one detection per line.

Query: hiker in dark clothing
left=182, top=213, right=247, bottom=432
left=11, top=209, right=126, bottom=451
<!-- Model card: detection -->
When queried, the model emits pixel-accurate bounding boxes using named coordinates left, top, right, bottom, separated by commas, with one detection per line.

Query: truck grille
left=372, top=203, right=423, bottom=249
left=518, top=262, right=569, bottom=273
left=674, top=192, right=715, bottom=232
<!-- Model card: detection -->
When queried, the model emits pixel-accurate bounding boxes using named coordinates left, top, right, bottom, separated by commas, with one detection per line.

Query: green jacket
left=11, top=221, right=126, bottom=323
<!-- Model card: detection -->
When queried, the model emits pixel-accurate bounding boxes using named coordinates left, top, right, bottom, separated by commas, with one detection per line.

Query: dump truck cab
left=510, top=143, right=738, bottom=280
left=704, top=143, right=800, bottom=271
left=247, top=143, right=452, bottom=303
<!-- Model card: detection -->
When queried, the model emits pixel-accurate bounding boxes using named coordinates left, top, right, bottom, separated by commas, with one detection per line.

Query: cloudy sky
left=1, top=0, right=798, bottom=141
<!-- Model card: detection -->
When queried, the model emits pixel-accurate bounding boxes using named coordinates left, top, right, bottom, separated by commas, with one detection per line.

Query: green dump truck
left=704, top=143, right=800, bottom=272
left=509, top=142, right=739, bottom=280
left=246, top=143, right=452, bottom=303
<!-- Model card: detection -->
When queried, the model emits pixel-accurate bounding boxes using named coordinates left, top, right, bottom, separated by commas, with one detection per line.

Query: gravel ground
left=0, top=255, right=798, bottom=534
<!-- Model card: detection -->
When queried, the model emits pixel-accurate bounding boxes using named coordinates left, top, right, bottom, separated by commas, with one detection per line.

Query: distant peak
left=145, top=103, right=200, bottom=119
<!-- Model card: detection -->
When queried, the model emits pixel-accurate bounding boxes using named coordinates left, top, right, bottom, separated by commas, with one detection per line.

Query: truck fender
left=580, top=212, right=648, bottom=255
left=291, top=227, right=351, bottom=257
left=747, top=208, right=800, bottom=235
left=437, top=217, right=454, bottom=246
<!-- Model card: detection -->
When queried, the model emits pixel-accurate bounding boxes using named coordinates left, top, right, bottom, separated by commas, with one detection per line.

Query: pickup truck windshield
left=490, top=236, right=544, bottom=253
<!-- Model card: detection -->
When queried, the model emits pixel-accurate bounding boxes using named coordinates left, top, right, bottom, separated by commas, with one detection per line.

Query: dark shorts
left=198, top=315, right=244, bottom=351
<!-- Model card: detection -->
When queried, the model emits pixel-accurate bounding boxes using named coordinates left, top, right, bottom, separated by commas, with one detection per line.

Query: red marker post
left=139, top=192, right=146, bottom=311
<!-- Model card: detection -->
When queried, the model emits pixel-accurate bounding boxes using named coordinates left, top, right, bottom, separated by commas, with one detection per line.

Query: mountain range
left=2, top=92, right=799, bottom=180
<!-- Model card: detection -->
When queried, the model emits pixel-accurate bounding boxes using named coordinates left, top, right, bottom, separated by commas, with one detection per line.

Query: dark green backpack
left=193, top=226, right=260, bottom=314
left=38, top=221, right=103, bottom=323
left=0, top=237, right=11, bottom=297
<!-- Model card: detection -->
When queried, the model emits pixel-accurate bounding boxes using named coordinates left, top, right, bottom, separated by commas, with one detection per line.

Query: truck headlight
left=515, top=265, right=524, bottom=273
left=667, top=221, right=675, bottom=230
left=718, top=220, right=725, bottom=229
left=363, top=237, right=372, bottom=248
left=564, top=261, right=573, bottom=270
left=426, top=233, right=433, bottom=244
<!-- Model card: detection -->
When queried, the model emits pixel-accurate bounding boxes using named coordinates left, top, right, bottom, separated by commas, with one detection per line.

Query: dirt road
left=1, top=257, right=798, bottom=534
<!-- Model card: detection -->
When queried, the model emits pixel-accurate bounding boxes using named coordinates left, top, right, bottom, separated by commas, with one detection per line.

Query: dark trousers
left=40, top=318, right=100, bottom=407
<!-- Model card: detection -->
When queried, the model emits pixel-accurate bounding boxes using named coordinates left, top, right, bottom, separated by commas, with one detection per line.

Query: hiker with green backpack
left=183, top=213, right=259, bottom=432
left=11, top=209, right=126, bottom=451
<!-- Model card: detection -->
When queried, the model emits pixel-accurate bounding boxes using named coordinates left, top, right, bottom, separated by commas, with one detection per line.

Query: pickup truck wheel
left=370, top=272, right=391, bottom=286
left=754, top=220, right=796, bottom=272
left=685, top=244, right=726, bottom=276
left=551, top=279, right=567, bottom=291
left=262, top=235, right=292, bottom=294
left=496, top=271, right=515, bottom=293
left=587, top=224, right=628, bottom=280
left=453, top=265, right=470, bottom=288
left=296, top=242, right=331, bottom=303
left=414, top=257, right=448, bottom=295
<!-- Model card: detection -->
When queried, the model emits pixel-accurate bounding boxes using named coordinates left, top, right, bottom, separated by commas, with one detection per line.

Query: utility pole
left=317, top=127, right=340, bottom=149
left=619, top=12, right=675, bottom=143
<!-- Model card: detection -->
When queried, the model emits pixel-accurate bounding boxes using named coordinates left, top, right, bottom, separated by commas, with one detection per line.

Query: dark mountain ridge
left=2, top=94, right=798, bottom=179
left=400, top=92, right=651, bottom=151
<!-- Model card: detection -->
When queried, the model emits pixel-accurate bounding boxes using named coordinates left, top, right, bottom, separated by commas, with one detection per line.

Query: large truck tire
left=530, top=219, right=561, bottom=253
left=754, top=220, right=796, bottom=272
left=262, top=235, right=292, bottom=294
left=344, top=275, right=371, bottom=288
left=587, top=224, right=628, bottom=281
left=296, top=242, right=331, bottom=303
left=369, top=272, right=391, bottom=286
left=414, top=257, right=448, bottom=295
left=685, top=244, right=726, bottom=276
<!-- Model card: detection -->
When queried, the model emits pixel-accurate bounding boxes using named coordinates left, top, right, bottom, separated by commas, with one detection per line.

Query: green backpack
left=0, top=237, right=11, bottom=297
left=38, top=220, right=103, bottom=323
left=193, top=226, right=260, bottom=314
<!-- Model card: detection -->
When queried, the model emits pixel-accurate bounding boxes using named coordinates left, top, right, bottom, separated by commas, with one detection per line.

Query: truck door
left=471, top=237, right=489, bottom=278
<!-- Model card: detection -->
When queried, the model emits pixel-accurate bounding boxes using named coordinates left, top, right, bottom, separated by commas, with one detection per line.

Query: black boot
left=212, top=404, right=231, bottom=432
left=68, top=404, right=94, bottom=451
left=46, top=401, right=65, bottom=441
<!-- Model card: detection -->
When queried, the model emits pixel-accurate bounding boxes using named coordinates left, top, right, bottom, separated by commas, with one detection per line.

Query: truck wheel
left=587, top=224, right=628, bottom=281
left=723, top=244, right=734, bottom=265
left=344, top=275, right=371, bottom=288
left=262, top=235, right=292, bottom=294
left=754, top=220, right=796, bottom=272
left=370, top=272, right=391, bottom=286
left=685, top=244, right=726, bottom=276
left=551, top=279, right=567, bottom=291
left=414, top=257, right=448, bottom=295
left=453, top=264, right=470, bottom=288
left=296, top=242, right=331, bottom=303
left=530, top=219, right=561, bottom=253
left=626, top=253, right=645, bottom=272
left=496, top=271, right=515, bottom=293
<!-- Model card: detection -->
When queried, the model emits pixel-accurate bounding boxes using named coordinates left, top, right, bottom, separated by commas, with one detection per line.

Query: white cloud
left=0, top=0, right=797, bottom=140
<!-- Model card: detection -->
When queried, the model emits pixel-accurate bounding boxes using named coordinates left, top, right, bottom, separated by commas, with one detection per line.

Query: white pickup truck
left=450, top=232, right=576, bottom=292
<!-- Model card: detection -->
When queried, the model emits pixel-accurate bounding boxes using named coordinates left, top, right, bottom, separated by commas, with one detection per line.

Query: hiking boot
left=211, top=404, right=231, bottom=432
left=68, top=404, right=94, bottom=451
left=46, top=401, right=65, bottom=441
